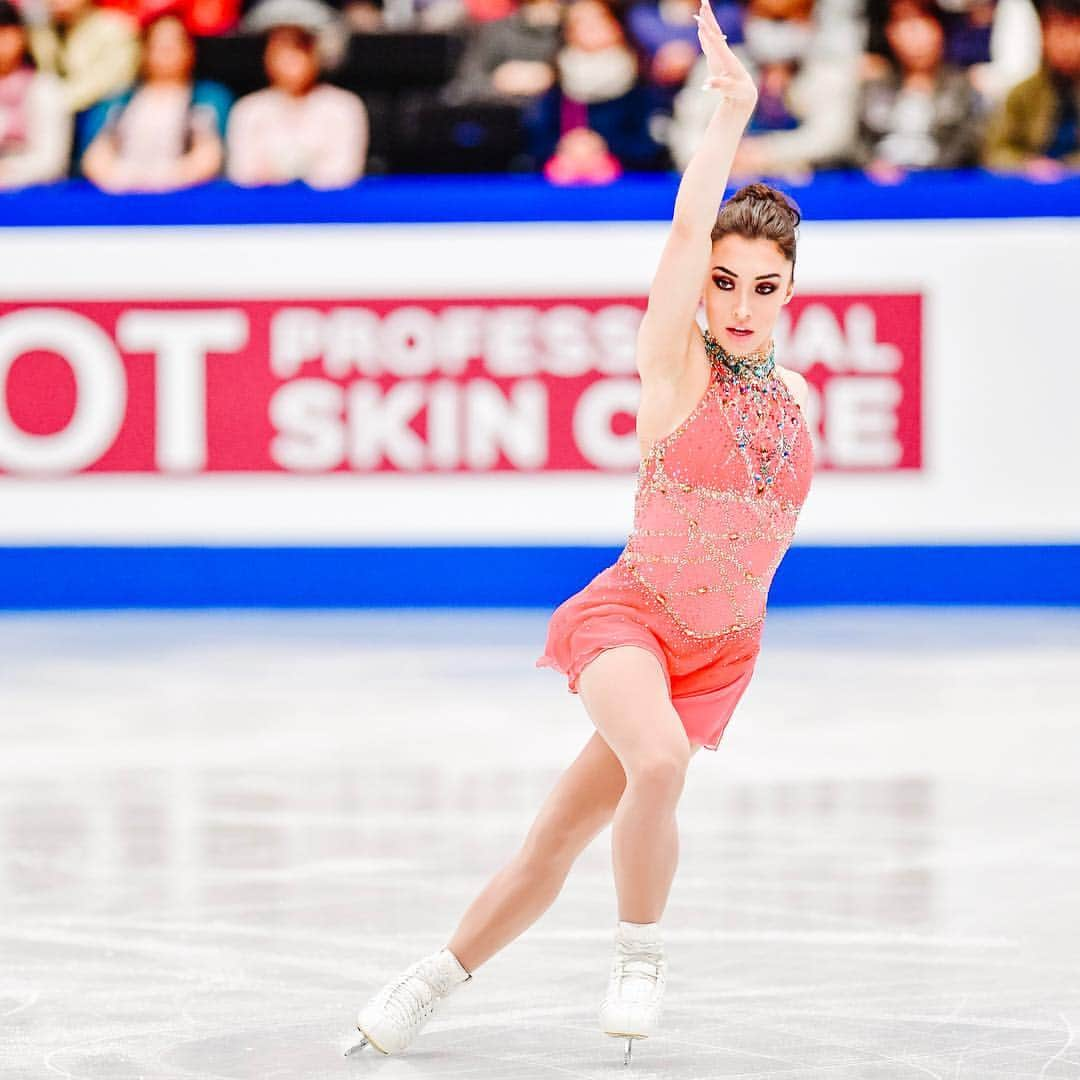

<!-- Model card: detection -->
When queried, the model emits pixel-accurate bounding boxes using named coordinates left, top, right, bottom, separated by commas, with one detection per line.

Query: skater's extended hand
left=693, top=0, right=757, bottom=115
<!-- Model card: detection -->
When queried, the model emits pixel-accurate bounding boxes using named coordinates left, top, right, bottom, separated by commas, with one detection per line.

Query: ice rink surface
left=1, top=606, right=1078, bottom=1080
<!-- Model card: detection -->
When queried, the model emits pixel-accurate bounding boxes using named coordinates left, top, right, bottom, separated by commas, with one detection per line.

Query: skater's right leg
left=446, top=687, right=703, bottom=974
left=351, top=729, right=647, bottom=1055
left=445, top=729, right=630, bottom=973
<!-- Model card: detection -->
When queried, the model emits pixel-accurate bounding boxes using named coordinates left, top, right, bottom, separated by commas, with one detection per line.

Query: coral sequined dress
left=535, top=330, right=815, bottom=750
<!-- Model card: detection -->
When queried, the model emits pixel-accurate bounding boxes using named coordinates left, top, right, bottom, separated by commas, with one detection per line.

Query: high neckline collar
left=702, top=327, right=776, bottom=380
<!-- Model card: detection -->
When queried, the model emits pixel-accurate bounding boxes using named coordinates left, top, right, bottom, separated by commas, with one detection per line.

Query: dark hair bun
left=728, top=183, right=802, bottom=229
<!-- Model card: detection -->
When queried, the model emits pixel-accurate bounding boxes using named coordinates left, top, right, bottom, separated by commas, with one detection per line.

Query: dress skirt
left=535, top=561, right=761, bottom=752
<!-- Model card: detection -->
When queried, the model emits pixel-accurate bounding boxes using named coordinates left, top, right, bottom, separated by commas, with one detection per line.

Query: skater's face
left=702, top=233, right=793, bottom=356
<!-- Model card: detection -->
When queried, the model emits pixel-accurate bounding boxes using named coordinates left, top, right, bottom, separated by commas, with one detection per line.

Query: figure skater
left=348, top=0, right=814, bottom=1064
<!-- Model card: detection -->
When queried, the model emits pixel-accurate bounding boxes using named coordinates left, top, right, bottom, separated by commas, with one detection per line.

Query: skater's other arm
left=636, top=0, right=757, bottom=385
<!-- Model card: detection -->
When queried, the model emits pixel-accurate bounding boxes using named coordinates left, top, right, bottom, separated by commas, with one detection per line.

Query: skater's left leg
left=576, top=645, right=692, bottom=925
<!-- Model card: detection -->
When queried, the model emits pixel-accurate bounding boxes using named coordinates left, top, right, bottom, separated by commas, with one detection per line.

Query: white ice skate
left=599, top=921, right=667, bottom=1066
left=345, top=946, right=472, bottom=1056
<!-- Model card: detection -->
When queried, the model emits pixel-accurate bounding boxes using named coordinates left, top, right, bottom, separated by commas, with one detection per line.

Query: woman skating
left=349, top=0, right=814, bottom=1064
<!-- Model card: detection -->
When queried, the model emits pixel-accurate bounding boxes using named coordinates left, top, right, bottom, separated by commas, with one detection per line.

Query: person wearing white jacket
left=0, top=0, right=71, bottom=189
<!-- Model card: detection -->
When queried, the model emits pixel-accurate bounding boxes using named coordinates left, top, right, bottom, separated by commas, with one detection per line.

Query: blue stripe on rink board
left=0, top=545, right=1078, bottom=609
left=0, top=170, right=1076, bottom=228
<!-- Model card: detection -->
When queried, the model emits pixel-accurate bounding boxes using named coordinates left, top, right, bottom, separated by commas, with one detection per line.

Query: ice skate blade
left=605, top=1032, right=646, bottom=1067
left=345, top=1027, right=390, bottom=1056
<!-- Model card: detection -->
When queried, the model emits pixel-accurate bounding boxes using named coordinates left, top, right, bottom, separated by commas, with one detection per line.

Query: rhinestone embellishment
left=702, top=327, right=776, bottom=380
left=614, top=327, right=813, bottom=641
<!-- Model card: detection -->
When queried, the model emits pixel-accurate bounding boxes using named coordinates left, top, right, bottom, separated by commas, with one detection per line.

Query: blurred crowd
left=0, top=0, right=1076, bottom=191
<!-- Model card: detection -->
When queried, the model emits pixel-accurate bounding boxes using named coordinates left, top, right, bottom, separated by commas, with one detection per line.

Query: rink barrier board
left=3, top=175, right=1077, bottom=605
left=3, top=220, right=1078, bottom=546
left=0, top=544, right=1077, bottom=609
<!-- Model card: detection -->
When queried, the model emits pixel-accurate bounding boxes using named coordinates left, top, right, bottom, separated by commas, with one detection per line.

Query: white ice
left=1, top=607, right=1078, bottom=1079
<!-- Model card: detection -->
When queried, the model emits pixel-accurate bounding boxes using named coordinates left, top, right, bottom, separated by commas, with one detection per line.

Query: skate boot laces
left=377, top=954, right=455, bottom=1030
left=612, top=938, right=666, bottom=1002
left=351, top=946, right=472, bottom=1058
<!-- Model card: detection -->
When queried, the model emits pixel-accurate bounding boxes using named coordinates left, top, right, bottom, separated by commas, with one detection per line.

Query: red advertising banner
left=0, top=295, right=920, bottom=475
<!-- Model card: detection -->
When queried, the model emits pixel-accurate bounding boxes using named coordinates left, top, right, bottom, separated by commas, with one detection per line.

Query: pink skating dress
left=535, top=330, right=815, bottom=750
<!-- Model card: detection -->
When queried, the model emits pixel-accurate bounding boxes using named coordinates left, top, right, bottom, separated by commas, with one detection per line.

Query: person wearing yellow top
left=30, top=0, right=139, bottom=115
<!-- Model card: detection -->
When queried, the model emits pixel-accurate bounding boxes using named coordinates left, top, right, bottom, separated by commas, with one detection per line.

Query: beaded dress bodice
left=615, top=337, right=814, bottom=641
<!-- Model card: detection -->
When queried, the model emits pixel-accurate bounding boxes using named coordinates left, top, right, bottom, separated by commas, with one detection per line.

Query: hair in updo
left=711, top=182, right=801, bottom=271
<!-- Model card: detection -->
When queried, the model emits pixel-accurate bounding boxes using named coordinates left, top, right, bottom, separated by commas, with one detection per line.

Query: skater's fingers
left=694, top=14, right=730, bottom=61
left=696, top=0, right=726, bottom=38
left=694, top=16, right=725, bottom=53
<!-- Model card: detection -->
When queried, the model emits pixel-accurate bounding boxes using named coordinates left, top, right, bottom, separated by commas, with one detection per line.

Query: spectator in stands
left=863, top=0, right=1043, bottom=106
left=227, top=0, right=368, bottom=188
left=544, top=117, right=624, bottom=181
left=852, top=0, right=982, bottom=180
left=0, top=0, right=71, bottom=188
left=29, top=0, right=139, bottom=115
left=981, top=0, right=1080, bottom=177
left=627, top=0, right=742, bottom=102
left=666, top=0, right=860, bottom=176
left=525, top=0, right=669, bottom=174
left=241, top=0, right=347, bottom=70
left=440, top=0, right=560, bottom=106
left=869, top=0, right=993, bottom=65
left=80, top=13, right=231, bottom=193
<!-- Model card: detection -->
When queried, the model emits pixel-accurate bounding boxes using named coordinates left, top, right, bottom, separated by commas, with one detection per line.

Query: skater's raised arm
left=637, top=0, right=758, bottom=382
